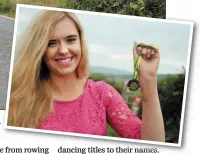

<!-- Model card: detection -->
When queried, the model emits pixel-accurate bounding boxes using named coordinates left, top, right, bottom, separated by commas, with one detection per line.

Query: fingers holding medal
left=128, top=42, right=159, bottom=91
left=136, top=43, right=158, bottom=60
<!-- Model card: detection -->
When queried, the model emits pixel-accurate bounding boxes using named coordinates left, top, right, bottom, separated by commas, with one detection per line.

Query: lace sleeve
left=103, top=82, right=142, bottom=139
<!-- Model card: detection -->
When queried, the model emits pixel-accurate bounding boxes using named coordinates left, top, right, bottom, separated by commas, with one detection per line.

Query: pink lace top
left=40, top=79, right=142, bottom=139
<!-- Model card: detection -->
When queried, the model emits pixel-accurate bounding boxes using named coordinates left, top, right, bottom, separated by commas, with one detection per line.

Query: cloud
left=88, top=44, right=132, bottom=61
left=89, top=43, right=187, bottom=74
left=111, top=55, right=132, bottom=60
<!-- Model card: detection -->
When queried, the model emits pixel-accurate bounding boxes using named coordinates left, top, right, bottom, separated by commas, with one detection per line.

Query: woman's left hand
left=132, top=42, right=165, bottom=142
left=133, top=42, right=160, bottom=81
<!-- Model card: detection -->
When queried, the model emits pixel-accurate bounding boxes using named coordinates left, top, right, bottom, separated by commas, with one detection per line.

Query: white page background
left=0, top=0, right=199, bottom=153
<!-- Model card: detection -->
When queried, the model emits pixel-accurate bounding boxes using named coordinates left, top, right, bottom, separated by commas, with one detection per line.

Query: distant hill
left=90, top=66, right=131, bottom=75
left=90, top=66, right=171, bottom=81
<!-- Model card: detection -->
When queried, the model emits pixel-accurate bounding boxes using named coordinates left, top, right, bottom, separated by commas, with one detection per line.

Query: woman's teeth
left=57, top=58, right=72, bottom=64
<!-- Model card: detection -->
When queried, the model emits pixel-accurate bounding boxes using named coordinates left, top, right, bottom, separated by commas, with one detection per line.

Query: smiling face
left=43, top=16, right=81, bottom=77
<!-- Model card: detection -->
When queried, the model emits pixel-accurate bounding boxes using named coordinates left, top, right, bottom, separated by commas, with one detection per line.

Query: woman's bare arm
left=140, top=76, right=165, bottom=141
left=133, top=42, right=165, bottom=142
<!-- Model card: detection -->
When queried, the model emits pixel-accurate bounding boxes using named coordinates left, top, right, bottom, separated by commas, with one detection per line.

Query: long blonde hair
left=8, top=10, right=89, bottom=128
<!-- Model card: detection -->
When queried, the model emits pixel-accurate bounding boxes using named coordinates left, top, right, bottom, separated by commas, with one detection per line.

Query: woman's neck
left=50, top=73, right=87, bottom=101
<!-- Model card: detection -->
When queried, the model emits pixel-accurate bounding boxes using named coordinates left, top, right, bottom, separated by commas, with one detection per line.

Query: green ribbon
left=133, top=55, right=142, bottom=80
left=133, top=43, right=157, bottom=79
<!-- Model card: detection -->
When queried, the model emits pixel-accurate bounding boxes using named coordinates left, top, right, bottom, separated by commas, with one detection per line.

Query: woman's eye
left=48, top=41, right=57, bottom=47
left=67, top=38, right=76, bottom=43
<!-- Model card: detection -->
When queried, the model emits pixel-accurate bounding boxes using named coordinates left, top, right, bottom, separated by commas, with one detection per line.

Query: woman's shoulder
left=86, top=79, right=115, bottom=106
left=86, top=79, right=124, bottom=106
left=86, top=79, right=118, bottom=98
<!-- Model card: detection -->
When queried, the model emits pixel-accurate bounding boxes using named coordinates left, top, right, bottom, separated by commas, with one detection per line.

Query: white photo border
left=4, top=4, right=194, bottom=147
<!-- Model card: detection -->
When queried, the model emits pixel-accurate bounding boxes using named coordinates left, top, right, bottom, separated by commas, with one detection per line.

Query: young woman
left=8, top=10, right=165, bottom=142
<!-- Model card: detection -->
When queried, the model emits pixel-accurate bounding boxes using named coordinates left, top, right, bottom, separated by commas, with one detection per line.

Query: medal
left=127, top=43, right=157, bottom=91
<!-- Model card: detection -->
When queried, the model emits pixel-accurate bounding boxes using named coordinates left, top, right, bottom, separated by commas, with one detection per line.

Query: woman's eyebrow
left=67, top=35, right=78, bottom=38
left=48, top=35, right=78, bottom=41
left=48, top=39, right=57, bottom=42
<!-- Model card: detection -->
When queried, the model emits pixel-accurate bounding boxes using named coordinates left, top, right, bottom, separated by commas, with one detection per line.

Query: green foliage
left=0, top=0, right=165, bottom=19
left=0, top=0, right=16, bottom=17
left=144, top=0, right=166, bottom=18
left=107, top=124, right=119, bottom=137
left=61, top=0, right=146, bottom=17
left=105, top=78, right=124, bottom=95
left=89, top=73, right=124, bottom=94
left=158, top=73, right=185, bottom=143
left=88, top=73, right=107, bottom=81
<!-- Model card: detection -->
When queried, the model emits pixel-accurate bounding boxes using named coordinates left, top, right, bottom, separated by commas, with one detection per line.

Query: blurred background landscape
left=89, top=67, right=185, bottom=143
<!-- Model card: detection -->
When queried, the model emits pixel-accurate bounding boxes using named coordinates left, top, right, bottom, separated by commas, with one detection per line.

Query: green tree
left=88, top=73, right=107, bottom=81
left=0, top=0, right=16, bottom=17
left=89, top=73, right=124, bottom=94
left=65, top=0, right=146, bottom=16
left=144, top=0, right=166, bottom=18
left=60, top=0, right=165, bottom=18
left=158, top=73, right=185, bottom=143
left=0, top=0, right=166, bottom=19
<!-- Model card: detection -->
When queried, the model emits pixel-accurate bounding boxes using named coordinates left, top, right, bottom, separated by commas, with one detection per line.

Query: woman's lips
left=55, top=57, right=73, bottom=66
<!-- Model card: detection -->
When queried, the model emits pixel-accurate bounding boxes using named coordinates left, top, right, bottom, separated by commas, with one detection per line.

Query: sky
left=15, top=6, right=193, bottom=74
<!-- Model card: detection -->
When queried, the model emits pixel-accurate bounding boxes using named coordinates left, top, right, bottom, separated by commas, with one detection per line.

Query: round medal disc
left=127, top=79, right=140, bottom=91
